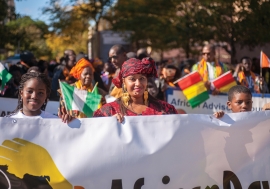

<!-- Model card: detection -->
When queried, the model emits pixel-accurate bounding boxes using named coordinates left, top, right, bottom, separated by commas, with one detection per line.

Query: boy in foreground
left=213, top=85, right=253, bottom=118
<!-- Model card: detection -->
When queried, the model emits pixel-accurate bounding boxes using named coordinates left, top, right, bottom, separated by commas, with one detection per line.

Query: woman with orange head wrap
left=58, top=58, right=107, bottom=119
left=69, top=58, right=95, bottom=91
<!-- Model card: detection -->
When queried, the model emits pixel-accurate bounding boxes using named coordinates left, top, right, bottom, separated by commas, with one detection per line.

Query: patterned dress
left=93, top=98, right=178, bottom=117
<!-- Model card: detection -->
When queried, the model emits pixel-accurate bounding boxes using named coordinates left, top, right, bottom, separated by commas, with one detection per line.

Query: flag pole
left=259, top=51, right=264, bottom=98
left=260, top=50, right=262, bottom=77
left=92, top=82, right=98, bottom=93
left=58, top=79, right=69, bottom=114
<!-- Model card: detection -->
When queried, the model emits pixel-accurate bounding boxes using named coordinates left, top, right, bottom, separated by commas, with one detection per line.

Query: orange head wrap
left=69, top=58, right=95, bottom=80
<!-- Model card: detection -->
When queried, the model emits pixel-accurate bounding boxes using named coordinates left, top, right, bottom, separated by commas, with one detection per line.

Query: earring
left=144, top=91, right=149, bottom=106
left=121, top=84, right=130, bottom=107
left=19, top=98, right=23, bottom=109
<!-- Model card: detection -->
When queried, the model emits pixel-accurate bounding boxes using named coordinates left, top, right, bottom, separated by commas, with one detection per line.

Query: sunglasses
left=202, top=52, right=211, bottom=55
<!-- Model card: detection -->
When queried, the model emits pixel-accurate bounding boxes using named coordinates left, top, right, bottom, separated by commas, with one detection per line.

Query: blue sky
left=15, top=0, right=52, bottom=24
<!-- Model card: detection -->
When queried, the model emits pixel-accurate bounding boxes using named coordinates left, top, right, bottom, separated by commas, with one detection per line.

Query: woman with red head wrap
left=58, top=58, right=106, bottom=120
left=93, top=57, right=177, bottom=122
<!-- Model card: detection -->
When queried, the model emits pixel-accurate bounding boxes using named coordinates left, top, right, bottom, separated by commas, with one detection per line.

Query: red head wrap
left=112, top=57, right=158, bottom=88
left=69, top=58, right=95, bottom=80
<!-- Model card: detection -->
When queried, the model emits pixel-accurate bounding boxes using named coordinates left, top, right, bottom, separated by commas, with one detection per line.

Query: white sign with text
left=0, top=112, right=269, bottom=188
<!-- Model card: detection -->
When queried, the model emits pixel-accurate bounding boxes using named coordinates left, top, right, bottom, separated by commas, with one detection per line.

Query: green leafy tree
left=198, top=0, right=270, bottom=62
left=7, top=16, right=52, bottom=58
left=170, top=1, right=214, bottom=58
left=0, top=0, right=10, bottom=48
left=197, top=0, right=246, bottom=62
left=109, top=0, right=212, bottom=58
left=108, top=0, right=177, bottom=53
left=240, top=0, right=270, bottom=47
left=0, top=0, right=7, bottom=21
left=110, top=0, right=270, bottom=62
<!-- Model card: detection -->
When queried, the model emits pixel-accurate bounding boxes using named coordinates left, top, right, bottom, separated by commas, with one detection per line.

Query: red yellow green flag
left=175, top=71, right=209, bottom=108
left=212, top=71, right=237, bottom=93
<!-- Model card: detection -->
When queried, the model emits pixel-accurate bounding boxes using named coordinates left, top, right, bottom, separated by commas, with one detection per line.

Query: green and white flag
left=0, top=63, right=12, bottom=90
left=59, top=81, right=102, bottom=117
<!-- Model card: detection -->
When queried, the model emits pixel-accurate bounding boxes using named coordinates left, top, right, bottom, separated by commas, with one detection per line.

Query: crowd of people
left=0, top=44, right=270, bottom=121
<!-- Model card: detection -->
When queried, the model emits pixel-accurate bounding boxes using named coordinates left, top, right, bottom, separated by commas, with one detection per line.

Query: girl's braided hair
left=7, top=72, right=51, bottom=116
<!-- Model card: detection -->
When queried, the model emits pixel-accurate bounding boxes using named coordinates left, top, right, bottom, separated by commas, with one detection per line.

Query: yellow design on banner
left=0, top=138, right=84, bottom=189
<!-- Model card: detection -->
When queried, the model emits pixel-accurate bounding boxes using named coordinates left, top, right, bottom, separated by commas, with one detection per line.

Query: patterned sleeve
left=93, top=102, right=118, bottom=117
left=166, top=104, right=178, bottom=114
left=171, top=105, right=178, bottom=114
left=93, top=109, right=106, bottom=117
left=160, top=101, right=178, bottom=114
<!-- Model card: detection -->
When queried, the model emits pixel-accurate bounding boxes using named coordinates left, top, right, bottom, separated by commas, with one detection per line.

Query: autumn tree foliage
left=42, top=0, right=114, bottom=59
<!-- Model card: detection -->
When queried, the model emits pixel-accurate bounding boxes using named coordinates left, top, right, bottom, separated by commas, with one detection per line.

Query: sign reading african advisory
left=0, top=112, right=269, bottom=188
left=166, top=88, right=270, bottom=114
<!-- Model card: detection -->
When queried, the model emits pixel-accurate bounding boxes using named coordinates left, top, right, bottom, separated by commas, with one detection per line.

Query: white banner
left=0, top=97, right=59, bottom=117
left=0, top=112, right=269, bottom=188
left=166, top=88, right=270, bottom=114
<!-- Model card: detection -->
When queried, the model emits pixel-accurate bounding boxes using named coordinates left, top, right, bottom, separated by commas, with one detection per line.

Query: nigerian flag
left=59, top=81, right=102, bottom=117
left=0, top=63, right=12, bottom=90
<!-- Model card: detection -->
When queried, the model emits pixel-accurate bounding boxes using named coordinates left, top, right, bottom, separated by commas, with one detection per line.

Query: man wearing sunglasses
left=192, top=44, right=228, bottom=93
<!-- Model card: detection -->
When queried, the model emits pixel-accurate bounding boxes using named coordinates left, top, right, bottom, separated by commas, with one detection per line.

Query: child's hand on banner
left=213, top=111, right=225, bottom=119
left=58, top=107, right=75, bottom=123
